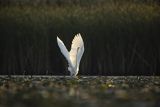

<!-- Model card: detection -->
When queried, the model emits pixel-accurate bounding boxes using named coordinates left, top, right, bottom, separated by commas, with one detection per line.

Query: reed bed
left=0, top=1, right=160, bottom=75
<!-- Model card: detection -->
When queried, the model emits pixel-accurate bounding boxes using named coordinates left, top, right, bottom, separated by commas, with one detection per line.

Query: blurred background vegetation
left=0, top=0, right=160, bottom=75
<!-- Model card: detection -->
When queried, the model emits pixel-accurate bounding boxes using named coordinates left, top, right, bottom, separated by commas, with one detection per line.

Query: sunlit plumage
left=57, top=33, right=84, bottom=77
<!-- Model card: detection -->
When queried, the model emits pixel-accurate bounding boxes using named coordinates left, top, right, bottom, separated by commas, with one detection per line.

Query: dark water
left=0, top=76, right=160, bottom=107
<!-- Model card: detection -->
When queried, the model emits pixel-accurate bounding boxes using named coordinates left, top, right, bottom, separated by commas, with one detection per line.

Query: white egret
left=57, top=33, right=84, bottom=77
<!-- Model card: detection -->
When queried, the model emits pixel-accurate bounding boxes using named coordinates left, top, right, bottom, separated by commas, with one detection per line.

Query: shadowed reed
left=0, top=0, right=160, bottom=75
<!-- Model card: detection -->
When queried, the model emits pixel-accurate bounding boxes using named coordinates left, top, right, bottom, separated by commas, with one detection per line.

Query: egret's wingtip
left=57, top=36, right=61, bottom=42
left=75, top=33, right=81, bottom=37
left=78, top=33, right=82, bottom=38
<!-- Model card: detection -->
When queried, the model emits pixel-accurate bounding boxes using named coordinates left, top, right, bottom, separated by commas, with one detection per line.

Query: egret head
left=68, top=65, right=78, bottom=77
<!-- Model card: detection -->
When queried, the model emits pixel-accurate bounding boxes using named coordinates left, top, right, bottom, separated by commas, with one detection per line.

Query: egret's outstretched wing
left=69, top=33, right=84, bottom=67
left=57, top=37, right=71, bottom=65
left=76, top=34, right=84, bottom=66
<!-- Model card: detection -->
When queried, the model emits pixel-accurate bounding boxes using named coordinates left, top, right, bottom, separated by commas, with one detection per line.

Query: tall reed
left=0, top=1, right=160, bottom=75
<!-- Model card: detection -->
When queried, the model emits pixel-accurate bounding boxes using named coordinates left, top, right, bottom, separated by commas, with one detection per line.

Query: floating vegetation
left=0, top=76, right=159, bottom=107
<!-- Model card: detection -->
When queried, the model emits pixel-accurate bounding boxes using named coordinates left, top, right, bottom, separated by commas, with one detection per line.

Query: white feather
left=57, top=33, right=84, bottom=76
left=70, top=33, right=84, bottom=69
left=57, top=37, right=72, bottom=66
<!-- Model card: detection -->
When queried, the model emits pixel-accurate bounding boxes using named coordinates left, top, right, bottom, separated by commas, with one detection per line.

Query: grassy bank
left=0, top=1, right=160, bottom=75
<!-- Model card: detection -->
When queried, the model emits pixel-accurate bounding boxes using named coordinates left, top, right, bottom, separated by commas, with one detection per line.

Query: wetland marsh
left=0, top=76, right=159, bottom=107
